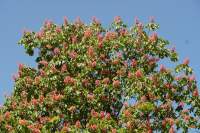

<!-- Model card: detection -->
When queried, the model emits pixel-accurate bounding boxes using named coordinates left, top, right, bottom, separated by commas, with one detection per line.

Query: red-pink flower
left=36, top=30, right=44, bottom=39
left=87, top=46, right=94, bottom=57
left=69, top=51, right=77, bottom=59
left=4, top=111, right=11, bottom=120
left=193, top=89, right=199, bottom=97
left=131, top=59, right=137, bottom=67
left=71, top=36, right=77, bottom=44
left=169, top=126, right=175, bottom=133
left=64, top=76, right=75, bottom=85
left=31, top=99, right=38, bottom=105
left=39, top=69, right=46, bottom=77
left=84, top=29, right=92, bottom=38
left=52, top=94, right=63, bottom=101
left=104, top=31, right=117, bottom=41
left=134, top=16, right=139, bottom=24
left=111, top=128, right=117, bottom=133
left=149, top=32, right=158, bottom=42
left=89, top=61, right=96, bottom=68
left=61, top=64, right=67, bottom=72
left=91, top=109, right=98, bottom=118
left=87, top=93, right=94, bottom=101
left=55, top=27, right=61, bottom=34
left=82, top=79, right=89, bottom=87
left=113, top=80, right=120, bottom=88
left=95, top=80, right=100, bottom=86
left=135, top=69, right=143, bottom=78
left=18, top=63, right=24, bottom=71
left=124, top=109, right=131, bottom=117
left=100, top=111, right=105, bottom=118
left=114, top=16, right=121, bottom=24
left=102, top=78, right=110, bottom=84
left=63, top=16, right=68, bottom=26
left=123, top=102, right=128, bottom=107
left=39, top=60, right=48, bottom=67
left=128, top=71, right=133, bottom=78
left=178, top=101, right=184, bottom=108
left=97, top=34, right=103, bottom=42
left=92, top=16, right=100, bottom=24
left=75, top=120, right=81, bottom=128
left=183, top=57, right=190, bottom=65
left=19, top=119, right=28, bottom=126
left=160, top=64, right=166, bottom=72
left=90, top=124, right=97, bottom=130
left=44, top=20, right=52, bottom=29
left=189, top=75, right=195, bottom=82
left=105, top=113, right=111, bottom=120
left=53, top=47, right=60, bottom=55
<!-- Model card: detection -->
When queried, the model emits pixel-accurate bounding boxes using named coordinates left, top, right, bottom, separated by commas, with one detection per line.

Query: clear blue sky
left=0, top=0, right=200, bottom=104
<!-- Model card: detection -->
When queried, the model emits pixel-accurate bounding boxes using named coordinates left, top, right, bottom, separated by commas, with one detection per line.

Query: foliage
left=0, top=16, right=200, bottom=133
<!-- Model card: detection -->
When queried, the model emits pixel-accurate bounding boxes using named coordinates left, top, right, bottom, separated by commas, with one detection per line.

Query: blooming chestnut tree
left=0, top=16, right=200, bottom=133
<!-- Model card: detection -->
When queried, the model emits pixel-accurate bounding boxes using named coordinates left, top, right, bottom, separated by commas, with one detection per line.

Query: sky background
left=0, top=0, right=200, bottom=132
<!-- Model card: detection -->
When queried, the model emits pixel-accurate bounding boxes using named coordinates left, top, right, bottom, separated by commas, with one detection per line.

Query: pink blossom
left=134, top=16, right=139, bottom=24
left=102, top=78, right=110, bottom=84
left=92, top=16, right=100, bottom=24
left=71, top=36, right=77, bottom=44
left=113, top=80, right=120, bottom=88
left=63, top=16, right=68, bottom=25
left=18, top=63, right=24, bottom=71
left=75, top=120, right=81, bottom=128
left=74, top=17, right=83, bottom=26
left=183, top=57, right=189, bottom=65
left=135, top=69, right=143, bottom=78
left=82, top=79, right=89, bottom=87
left=131, top=59, right=137, bottom=67
left=149, top=32, right=158, bottom=42
left=91, top=109, right=98, bottom=118
left=90, top=61, right=96, bottom=68
left=53, top=47, right=60, bottom=55
left=36, top=30, right=44, bottom=39
left=178, top=101, right=184, bottom=108
left=69, top=51, right=77, bottom=59
left=100, top=111, right=105, bottom=118
left=64, top=76, right=75, bottom=85
left=90, top=124, right=97, bottom=130
left=193, top=89, right=199, bottom=97
left=123, top=102, right=128, bottom=107
left=97, top=34, right=103, bottom=42
left=39, top=69, right=46, bottom=77
left=95, top=80, right=100, bottom=86
left=105, top=113, right=111, bottom=120
left=189, top=75, right=195, bottom=82
left=114, top=16, right=121, bottom=24
left=87, top=46, right=94, bottom=57
left=84, top=29, right=92, bottom=38
left=87, top=93, right=94, bottom=101
left=39, top=60, right=48, bottom=67
left=61, top=64, right=67, bottom=72
left=56, top=27, right=62, bottom=33
left=160, top=64, right=166, bottom=72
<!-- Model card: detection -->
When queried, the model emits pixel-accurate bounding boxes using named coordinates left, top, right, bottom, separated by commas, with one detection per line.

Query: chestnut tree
left=0, top=16, right=200, bottom=133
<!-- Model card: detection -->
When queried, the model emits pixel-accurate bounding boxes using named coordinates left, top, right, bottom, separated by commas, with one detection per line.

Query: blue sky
left=0, top=0, right=200, bottom=106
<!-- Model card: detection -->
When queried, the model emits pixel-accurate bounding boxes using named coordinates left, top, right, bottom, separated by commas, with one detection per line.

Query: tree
left=0, top=16, right=200, bottom=133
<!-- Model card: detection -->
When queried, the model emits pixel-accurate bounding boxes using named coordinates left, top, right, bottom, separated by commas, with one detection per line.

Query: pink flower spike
left=183, top=57, right=190, bottom=65
left=63, top=16, right=68, bottom=25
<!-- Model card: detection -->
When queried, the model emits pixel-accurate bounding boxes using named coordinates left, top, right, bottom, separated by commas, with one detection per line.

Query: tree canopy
left=0, top=16, right=200, bottom=133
